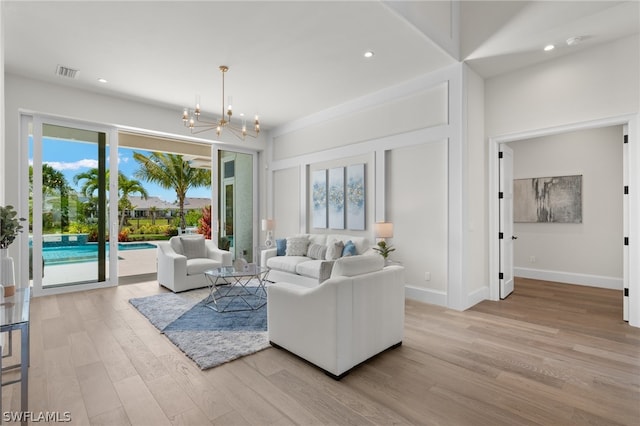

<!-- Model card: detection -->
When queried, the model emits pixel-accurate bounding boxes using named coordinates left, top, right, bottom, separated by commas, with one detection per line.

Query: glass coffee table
left=203, top=266, right=269, bottom=312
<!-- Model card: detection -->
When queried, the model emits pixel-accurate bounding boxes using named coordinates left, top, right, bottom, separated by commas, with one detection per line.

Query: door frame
left=488, top=113, right=639, bottom=327
left=21, top=113, right=119, bottom=297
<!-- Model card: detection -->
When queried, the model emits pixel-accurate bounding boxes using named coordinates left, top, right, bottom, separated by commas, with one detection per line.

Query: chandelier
left=182, top=65, right=260, bottom=140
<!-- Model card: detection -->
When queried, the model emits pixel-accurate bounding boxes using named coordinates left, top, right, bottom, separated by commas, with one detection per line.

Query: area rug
left=129, top=286, right=269, bottom=370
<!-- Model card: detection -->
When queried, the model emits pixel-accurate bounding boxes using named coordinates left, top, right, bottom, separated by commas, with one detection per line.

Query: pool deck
left=42, top=242, right=159, bottom=287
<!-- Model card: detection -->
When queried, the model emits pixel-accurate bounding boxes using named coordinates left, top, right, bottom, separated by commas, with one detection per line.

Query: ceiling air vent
left=55, top=65, right=80, bottom=79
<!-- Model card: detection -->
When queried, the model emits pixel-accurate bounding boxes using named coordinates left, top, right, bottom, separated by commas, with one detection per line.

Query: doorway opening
left=116, top=132, right=215, bottom=283
left=489, top=114, right=638, bottom=327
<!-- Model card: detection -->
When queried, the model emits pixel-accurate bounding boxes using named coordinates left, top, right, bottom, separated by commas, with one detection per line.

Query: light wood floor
left=2, top=277, right=639, bottom=425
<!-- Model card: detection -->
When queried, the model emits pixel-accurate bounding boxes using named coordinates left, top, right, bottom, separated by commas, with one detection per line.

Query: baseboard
left=404, top=285, right=447, bottom=307
left=466, top=286, right=489, bottom=309
left=514, top=267, right=623, bottom=290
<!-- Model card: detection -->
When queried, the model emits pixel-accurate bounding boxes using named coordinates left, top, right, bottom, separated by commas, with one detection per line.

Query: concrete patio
left=41, top=242, right=159, bottom=287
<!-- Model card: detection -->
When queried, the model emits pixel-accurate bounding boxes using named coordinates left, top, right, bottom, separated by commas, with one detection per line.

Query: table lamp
left=262, top=219, right=276, bottom=248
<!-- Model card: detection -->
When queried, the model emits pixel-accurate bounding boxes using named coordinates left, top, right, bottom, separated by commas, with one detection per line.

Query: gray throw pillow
left=180, top=237, right=206, bottom=259
left=325, top=241, right=344, bottom=260
left=307, top=243, right=328, bottom=260
left=169, top=237, right=184, bottom=255
left=286, top=236, right=309, bottom=256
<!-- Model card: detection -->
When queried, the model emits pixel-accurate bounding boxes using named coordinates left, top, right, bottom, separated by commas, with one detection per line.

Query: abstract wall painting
left=312, top=169, right=328, bottom=228
left=346, top=164, right=365, bottom=230
left=514, top=175, right=582, bottom=223
left=328, top=167, right=345, bottom=229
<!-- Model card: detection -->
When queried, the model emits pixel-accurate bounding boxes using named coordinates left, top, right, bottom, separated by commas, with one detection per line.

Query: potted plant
left=0, top=205, right=26, bottom=287
left=372, top=240, right=395, bottom=260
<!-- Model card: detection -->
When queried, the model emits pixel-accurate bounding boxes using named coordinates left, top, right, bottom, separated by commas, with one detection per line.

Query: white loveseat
left=267, top=254, right=405, bottom=379
left=261, top=233, right=372, bottom=287
left=157, top=235, right=232, bottom=292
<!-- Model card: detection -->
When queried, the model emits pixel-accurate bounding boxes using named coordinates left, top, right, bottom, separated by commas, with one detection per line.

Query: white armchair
left=267, top=255, right=405, bottom=379
left=157, top=235, right=232, bottom=292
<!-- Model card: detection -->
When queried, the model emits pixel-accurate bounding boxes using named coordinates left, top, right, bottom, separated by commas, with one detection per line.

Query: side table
left=1, top=287, right=30, bottom=426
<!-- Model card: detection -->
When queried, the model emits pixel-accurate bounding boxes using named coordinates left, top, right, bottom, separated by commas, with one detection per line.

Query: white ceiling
left=3, top=1, right=638, bottom=132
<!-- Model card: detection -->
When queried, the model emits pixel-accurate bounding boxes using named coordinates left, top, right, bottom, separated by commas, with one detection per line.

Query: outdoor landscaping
left=32, top=152, right=213, bottom=243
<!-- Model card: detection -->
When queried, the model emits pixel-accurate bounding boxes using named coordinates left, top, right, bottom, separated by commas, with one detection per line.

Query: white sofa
left=267, top=254, right=404, bottom=379
left=157, top=235, right=232, bottom=292
left=261, top=233, right=372, bottom=287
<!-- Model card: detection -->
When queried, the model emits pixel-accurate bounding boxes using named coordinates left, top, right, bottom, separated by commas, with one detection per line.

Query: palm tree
left=149, top=206, right=157, bottom=225
left=73, top=168, right=102, bottom=200
left=133, top=152, right=211, bottom=232
left=74, top=169, right=148, bottom=230
left=117, top=174, right=148, bottom=230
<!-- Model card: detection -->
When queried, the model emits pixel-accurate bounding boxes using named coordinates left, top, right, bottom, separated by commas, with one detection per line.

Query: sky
left=31, top=137, right=211, bottom=202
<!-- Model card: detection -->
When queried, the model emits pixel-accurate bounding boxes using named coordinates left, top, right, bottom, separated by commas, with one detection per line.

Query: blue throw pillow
left=342, top=240, right=357, bottom=257
left=276, top=238, right=287, bottom=256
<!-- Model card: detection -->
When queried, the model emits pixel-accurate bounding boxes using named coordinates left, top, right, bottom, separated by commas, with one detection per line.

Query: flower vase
left=0, top=248, right=15, bottom=287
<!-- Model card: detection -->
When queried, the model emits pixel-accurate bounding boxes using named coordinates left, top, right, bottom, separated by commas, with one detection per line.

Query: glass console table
left=1, top=287, right=30, bottom=426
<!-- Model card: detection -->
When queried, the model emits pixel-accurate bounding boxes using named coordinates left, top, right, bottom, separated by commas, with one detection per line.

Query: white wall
left=268, top=65, right=465, bottom=306
left=272, top=83, right=448, bottom=161
left=510, top=125, right=623, bottom=289
left=272, top=166, right=301, bottom=239
left=485, top=35, right=639, bottom=136
left=389, top=140, right=448, bottom=304
left=464, top=64, right=487, bottom=301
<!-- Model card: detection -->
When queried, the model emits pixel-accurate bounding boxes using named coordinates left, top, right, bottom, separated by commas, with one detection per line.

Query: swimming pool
left=42, top=242, right=157, bottom=265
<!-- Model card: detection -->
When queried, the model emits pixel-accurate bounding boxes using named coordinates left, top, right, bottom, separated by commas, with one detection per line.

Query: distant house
left=128, top=196, right=176, bottom=219
left=128, top=196, right=211, bottom=219
left=181, top=197, right=211, bottom=213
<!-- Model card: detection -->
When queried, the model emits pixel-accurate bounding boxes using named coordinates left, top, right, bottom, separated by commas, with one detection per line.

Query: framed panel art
left=346, top=164, right=365, bottom=230
left=514, top=175, right=582, bottom=223
left=312, top=169, right=328, bottom=228
left=328, top=167, right=345, bottom=229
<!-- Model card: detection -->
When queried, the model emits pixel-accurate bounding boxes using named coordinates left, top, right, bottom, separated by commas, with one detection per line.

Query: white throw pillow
left=325, top=241, right=344, bottom=260
left=286, top=236, right=309, bottom=256
left=180, top=236, right=206, bottom=259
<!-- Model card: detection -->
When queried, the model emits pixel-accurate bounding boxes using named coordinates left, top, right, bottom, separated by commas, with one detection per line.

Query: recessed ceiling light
left=544, top=44, right=555, bottom=52
left=364, top=51, right=375, bottom=58
left=97, top=78, right=108, bottom=83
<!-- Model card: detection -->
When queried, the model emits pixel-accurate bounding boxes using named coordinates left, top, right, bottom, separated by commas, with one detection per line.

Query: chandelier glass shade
left=182, top=65, right=260, bottom=140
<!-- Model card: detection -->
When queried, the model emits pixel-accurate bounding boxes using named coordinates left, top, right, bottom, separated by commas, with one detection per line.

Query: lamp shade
left=261, top=219, right=275, bottom=231
left=374, top=222, right=393, bottom=239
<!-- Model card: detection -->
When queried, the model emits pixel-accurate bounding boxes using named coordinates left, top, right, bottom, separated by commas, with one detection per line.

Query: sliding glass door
left=218, top=150, right=256, bottom=262
left=28, top=116, right=118, bottom=295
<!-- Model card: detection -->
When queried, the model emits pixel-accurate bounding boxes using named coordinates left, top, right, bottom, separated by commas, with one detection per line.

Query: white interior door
left=499, top=145, right=515, bottom=299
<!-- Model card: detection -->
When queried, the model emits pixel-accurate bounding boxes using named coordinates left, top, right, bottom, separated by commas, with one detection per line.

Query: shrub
left=87, top=226, right=100, bottom=242
left=198, top=205, right=212, bottom=239
left=118, top=228, right=129, bottom=242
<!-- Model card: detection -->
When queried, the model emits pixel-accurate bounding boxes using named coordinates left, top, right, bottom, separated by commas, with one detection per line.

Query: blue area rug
left=130, top=287, right=269, bottom=370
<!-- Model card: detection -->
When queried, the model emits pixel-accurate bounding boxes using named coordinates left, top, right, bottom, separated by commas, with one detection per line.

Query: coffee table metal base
left=204, top=268, right=268, bottom=313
